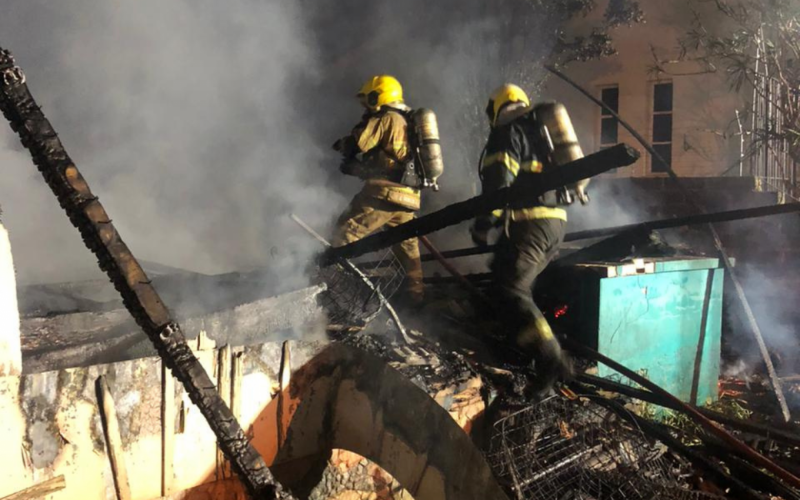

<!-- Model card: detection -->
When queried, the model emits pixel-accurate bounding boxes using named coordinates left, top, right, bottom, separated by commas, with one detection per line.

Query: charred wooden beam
left=422, top=273, right=492, bottom=285
left=0, top=47, right=290, bottom=500
left=354, top=201, right=800, bottom=269
left=321, top=144, right=640, bottom=264
left=565, top=201, right=800, bottom=242
left=578, top=374, right=800, bottom=448
left=572, top=382, right=767, bottom=500
left=564, top=337, right=800, bottom=489
left=552, top=225, right=654, bottom=268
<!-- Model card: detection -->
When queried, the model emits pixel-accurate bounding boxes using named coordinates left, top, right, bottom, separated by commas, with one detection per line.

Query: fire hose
left=0, top=47, right=291, bottom=500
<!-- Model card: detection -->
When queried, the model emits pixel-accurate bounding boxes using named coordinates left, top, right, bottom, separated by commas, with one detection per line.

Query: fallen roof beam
left=566, top=201, right=800, bottom=242
left=321, top=144, right=640, bottom=264
left=553, top=225, right=654, bottom=268
left=354, top=201, right=800, bottom=269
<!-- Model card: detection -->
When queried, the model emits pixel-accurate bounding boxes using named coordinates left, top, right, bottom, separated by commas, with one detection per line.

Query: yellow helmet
left=357, top=75, right=404, bottom=111
left=486, top=84, right=530, bottom=126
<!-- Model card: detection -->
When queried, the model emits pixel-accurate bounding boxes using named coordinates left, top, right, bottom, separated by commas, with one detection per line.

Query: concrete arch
left=269, top=343, right=509, bottom=500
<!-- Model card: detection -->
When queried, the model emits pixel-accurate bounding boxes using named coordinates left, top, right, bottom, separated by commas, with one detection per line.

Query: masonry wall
left=0, top=340, right=490, bottom=500
left=0, top=338, right=315, bottom=500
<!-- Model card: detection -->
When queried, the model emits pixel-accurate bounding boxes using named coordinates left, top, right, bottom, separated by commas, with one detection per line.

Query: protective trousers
left=490, top=217, right=567, bottom=396
left=332, top=192, right=424, bottom=302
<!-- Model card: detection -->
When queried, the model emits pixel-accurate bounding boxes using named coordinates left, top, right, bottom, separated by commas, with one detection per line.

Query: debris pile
left=486, top=396, right=724, bottom=500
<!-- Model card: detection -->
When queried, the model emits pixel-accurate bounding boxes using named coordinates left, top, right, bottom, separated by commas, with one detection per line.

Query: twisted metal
left=487, top=396, right=726, bottom=500
left=316, top=247, right=406, bottom=327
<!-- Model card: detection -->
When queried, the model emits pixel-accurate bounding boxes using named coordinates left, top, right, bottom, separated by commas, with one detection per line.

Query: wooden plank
left=96, top=376, right=132, bottom=500
left=321, top=144, right=638, bottom=263
left=690, top=269, right=715, bottom=405
left=230, top=351, right=243, bottom=480
left=277, top=341, right=291, bottom=448
left=0, top=475, right=66, bottom=500
left=161, top=361, right=175, bottom=497
left=216, top=345, right=232, bottom=481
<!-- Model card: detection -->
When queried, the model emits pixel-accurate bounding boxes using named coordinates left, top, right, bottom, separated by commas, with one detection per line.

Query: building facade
left=544, top=0, right=745, bottom=179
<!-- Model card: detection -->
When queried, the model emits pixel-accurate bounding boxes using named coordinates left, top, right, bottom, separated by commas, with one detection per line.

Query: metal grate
left=487, top=396, right=723, bottom=500
left=315, top=247, right=406, bottom=327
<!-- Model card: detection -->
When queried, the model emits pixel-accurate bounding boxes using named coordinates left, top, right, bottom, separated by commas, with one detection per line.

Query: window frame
left=598, top=85, right=620, bottom=149
left=649, top=81, right=674, bottom=174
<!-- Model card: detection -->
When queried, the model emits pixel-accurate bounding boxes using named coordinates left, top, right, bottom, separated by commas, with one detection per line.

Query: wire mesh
left=487, top=396, right=724, bottom=500
left=315, top=247, right=406, bottom=327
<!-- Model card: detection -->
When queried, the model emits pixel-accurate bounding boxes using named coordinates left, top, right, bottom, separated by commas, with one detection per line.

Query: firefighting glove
left=573, top=179, right=590, bottom=205
left=470, top=217, right=493, bottom=248
left=339, top=159, right=370, bottom=179
left=339, top=159, right=356, bottom=176
left=575, top=186, right=590, bottom=205
left=332, top=136, right=358, bottom=159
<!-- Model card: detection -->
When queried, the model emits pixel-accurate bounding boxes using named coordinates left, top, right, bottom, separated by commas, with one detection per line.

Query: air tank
left=534, top=101, right=589, bottom=204
left=412, top=108, right=444, bottom=191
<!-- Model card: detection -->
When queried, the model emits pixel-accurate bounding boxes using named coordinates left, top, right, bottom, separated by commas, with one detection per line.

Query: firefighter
left=470, top=84, right=572, bottom=398
left=331, top=75, right=424, bottom=307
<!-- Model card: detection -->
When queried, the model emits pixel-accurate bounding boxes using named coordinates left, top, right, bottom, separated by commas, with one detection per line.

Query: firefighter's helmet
left=357, top=75, right=404, bottom=112
left=486, top=84, right=530, bottom=126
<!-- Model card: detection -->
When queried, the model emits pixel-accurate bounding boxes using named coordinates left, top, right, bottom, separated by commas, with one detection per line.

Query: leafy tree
left=651, top=0, right=800, bottom=196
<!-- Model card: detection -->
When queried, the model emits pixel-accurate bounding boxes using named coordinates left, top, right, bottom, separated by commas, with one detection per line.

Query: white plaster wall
left=0, top=221, right=22, bottom=376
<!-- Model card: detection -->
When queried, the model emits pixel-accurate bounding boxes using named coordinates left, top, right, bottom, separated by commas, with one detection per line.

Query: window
left=651, top=82, right=673, bottom=173
left=600, top=86, right=619, bottom=147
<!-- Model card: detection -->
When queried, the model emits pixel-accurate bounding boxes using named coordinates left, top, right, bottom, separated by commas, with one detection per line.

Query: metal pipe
left=736, top=109, right=745, bottom=177
left=418, top=235, right=490, bottom=302
left=289, top=214, right=414, bottom=345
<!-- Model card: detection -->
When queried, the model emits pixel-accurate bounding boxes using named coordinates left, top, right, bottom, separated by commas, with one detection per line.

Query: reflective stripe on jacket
left=478, top=105, right=566, bottom=226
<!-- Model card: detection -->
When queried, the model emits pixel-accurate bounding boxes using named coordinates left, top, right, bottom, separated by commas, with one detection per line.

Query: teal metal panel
left=596, top=262, right=723, bottom=405
left=604, top=257, right=724, bottom=276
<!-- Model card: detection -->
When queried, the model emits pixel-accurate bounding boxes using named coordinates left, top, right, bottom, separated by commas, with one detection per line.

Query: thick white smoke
left=0, top=0, right=345, bottom=288
left=1, top=0, right=573, bottom=288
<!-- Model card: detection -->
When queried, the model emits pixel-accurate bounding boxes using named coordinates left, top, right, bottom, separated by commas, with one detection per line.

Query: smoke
left=724, top=229, right=800, bottom=378
left=0, top=0, right=570, bottom=291
left=0, top=0, right=343, bottom=289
